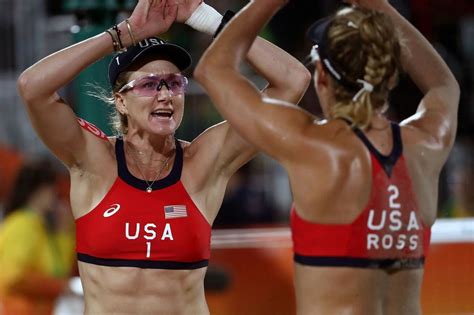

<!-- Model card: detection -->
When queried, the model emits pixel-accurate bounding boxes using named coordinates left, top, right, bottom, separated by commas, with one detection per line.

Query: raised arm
left=350, top=0, right=460, bottom=148
left=194, top=0, right=315, bottom=163
left=17, top=0, right=177, bottom=167
left=247, top=36, right=311, bottom=103
left=177, top=0, right=310, bottom=103
left=181, top=1, right=310, bottom=176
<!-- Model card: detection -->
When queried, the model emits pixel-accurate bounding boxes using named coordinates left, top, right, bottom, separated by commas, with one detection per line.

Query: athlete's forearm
left=195, top=0, right=313, bottom=160
left=199, top=1, right=286, bottom=74
left=18, top=31, right=118, bottom=105
left=185, top=1, right=308, bottom=104
left=247, top=37, right=311, bottom=104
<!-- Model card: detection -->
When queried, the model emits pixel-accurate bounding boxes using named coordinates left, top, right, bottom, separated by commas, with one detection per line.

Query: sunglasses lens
left=133, top=77, right=160, bottom=96
left=129, top=74, right=188, bottom=97
left=166, top=75, right=188, bottom=94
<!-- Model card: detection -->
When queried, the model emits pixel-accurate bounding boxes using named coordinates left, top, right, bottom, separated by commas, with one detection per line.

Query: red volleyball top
left=291, top=123, right=431, bottom=269
left=75, top=125, right=211, bottom=269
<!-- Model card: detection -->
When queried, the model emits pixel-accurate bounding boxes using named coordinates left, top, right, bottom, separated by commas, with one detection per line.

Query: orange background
left=206, top=242, right=474, bottom=315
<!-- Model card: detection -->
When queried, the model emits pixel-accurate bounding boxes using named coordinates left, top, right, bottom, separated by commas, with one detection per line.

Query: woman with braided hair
left=195, top=0, right=460, bottom=313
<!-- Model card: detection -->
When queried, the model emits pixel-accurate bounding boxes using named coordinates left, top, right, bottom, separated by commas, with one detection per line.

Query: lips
left=150, top=109, right=174, bottom=119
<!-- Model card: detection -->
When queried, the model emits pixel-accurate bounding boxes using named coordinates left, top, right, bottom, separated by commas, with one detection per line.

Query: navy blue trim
left=115, top=138, right=183, bottom=191
left=294, top=254, right=424, bottom=269
left=78, top=253, right=208, bottom=270
left=352, top=123, right=402, bottom=177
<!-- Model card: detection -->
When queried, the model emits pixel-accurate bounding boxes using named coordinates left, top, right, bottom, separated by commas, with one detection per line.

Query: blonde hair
left=326, top=7, right=401, bottom=129
left=87, top=72, right=131, bottom=135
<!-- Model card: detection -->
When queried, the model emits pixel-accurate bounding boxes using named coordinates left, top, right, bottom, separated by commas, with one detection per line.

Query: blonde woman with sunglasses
left=17, top=0, right=310, bottom=314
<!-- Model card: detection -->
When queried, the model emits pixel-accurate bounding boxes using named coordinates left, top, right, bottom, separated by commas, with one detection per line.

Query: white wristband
left=185, top=3, right=223, bottom=35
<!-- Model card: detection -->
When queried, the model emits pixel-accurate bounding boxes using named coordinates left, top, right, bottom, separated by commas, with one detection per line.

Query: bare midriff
left=294, top=264, right=423, bottom=315
left=78, top=262, right=209, bottom=315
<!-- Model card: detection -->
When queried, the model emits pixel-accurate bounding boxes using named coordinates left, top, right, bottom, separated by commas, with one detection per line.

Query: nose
left=157, top=79, right=171, bottom=92
left=155, top=80, right=172, bottom=101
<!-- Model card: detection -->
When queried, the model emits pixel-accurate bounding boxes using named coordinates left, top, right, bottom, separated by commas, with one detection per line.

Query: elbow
left=193, top=59, right=209, bottom=87
left=17, top=69, right=39, bottom=104
left=194, top=56, right=225, bottom=89
left=452, top=78, right=461, bottom=102
left=17, top=68, right=55, bottom=106
left=299, top=66, right=313, bottom=91
left=17, top=70, right=31, bottom=101
left=194, top=54, right=214, bottom=88
left=195, top=45, right=240, bottom=87
left=288, top=64, right=312, bottom=100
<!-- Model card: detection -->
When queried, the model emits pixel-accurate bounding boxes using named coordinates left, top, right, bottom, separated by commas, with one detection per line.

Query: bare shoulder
left=400, top=104, right=457, bottom=153
left=398, top=122, right=451, bottom=173
left=287, top=119, right=371, bottom=184
left=71, top=124, right=116, bottom=175
left=181, top=121, right=242, bottom=168
left=184, top=122, right=228, bottom=152
left=290, top=119, right=358, bottom=162
left=178, top=138, right=191, bottom=153
left=68, top=133, right=118, bottom=219
left=179, top=134, right=213, bottom=186
left=399, top=119, right=443, bottom=147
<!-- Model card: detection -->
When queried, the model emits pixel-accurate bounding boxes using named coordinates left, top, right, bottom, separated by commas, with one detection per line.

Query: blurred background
left=0, top=0, right=472, bottom=314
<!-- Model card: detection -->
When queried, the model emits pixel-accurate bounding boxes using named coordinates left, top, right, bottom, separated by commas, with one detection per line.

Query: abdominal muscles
left=79, top=262, right=209, bottom=315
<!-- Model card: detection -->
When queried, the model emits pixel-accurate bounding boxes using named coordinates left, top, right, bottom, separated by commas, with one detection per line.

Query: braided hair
left=326, top=7, right=401, bottom=129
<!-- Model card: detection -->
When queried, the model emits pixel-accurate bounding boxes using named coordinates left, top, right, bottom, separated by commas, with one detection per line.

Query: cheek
left=173, top=95, right=185, bottom=112
left=125, top=97, right=151, bottom=114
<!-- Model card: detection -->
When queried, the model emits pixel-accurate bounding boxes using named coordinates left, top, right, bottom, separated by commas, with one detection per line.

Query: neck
left=124, top=131, right=176, bottom=157
left=123, top=134, right=176, bottom=183
left=368, top=114, right=390, bottom=131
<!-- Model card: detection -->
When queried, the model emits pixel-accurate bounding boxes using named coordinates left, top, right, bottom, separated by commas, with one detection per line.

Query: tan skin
left=195, top=0, right=460, bottom=314
left=17, top=0, right=310, bottom=313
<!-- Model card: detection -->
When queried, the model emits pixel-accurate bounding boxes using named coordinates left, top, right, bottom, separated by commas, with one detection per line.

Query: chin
left=149, top=121, right=179, bottom=136
left=149, top=126, right=177, bottom=136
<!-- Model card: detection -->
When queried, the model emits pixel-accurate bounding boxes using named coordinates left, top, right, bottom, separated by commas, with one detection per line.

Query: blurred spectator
left=0, top=158, right=75, bottom=315
left=441, top=137, right=474, bottom=217
left=0, top=145, right=23, bottom=219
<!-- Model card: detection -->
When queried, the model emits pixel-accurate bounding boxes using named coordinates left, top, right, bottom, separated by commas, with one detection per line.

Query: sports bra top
left=75, top=134, right=211, bottom=270
left=291, top=123, right=431, bottom=269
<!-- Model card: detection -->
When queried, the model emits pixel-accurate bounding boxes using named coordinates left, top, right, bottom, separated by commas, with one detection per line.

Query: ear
left=314, top=61, right=332, bottom=100
left=114, top=93, right=129, bottom=115
left=315, top=61, right=329, bottom=90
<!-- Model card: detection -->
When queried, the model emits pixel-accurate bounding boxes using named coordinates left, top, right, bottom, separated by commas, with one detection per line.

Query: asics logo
left=103, top=204, right=121, bottom=218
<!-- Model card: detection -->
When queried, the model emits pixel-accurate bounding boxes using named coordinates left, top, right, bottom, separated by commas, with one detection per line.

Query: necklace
left=126, top=143, right=173, bottom=193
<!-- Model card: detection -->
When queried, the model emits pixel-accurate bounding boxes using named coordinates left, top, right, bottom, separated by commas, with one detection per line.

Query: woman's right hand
left=128, top=0, right=179, bottom=41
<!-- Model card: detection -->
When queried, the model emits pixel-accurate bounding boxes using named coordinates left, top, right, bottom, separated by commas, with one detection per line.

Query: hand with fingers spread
left=128, top=0, right=178, bottom=40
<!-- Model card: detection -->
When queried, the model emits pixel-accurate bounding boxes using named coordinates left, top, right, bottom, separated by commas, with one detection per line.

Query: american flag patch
left=164, top=205, right=188, bottom=219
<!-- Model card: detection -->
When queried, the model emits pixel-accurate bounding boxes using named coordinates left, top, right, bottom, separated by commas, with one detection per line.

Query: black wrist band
left=213, top=10, right=236, bottom=38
